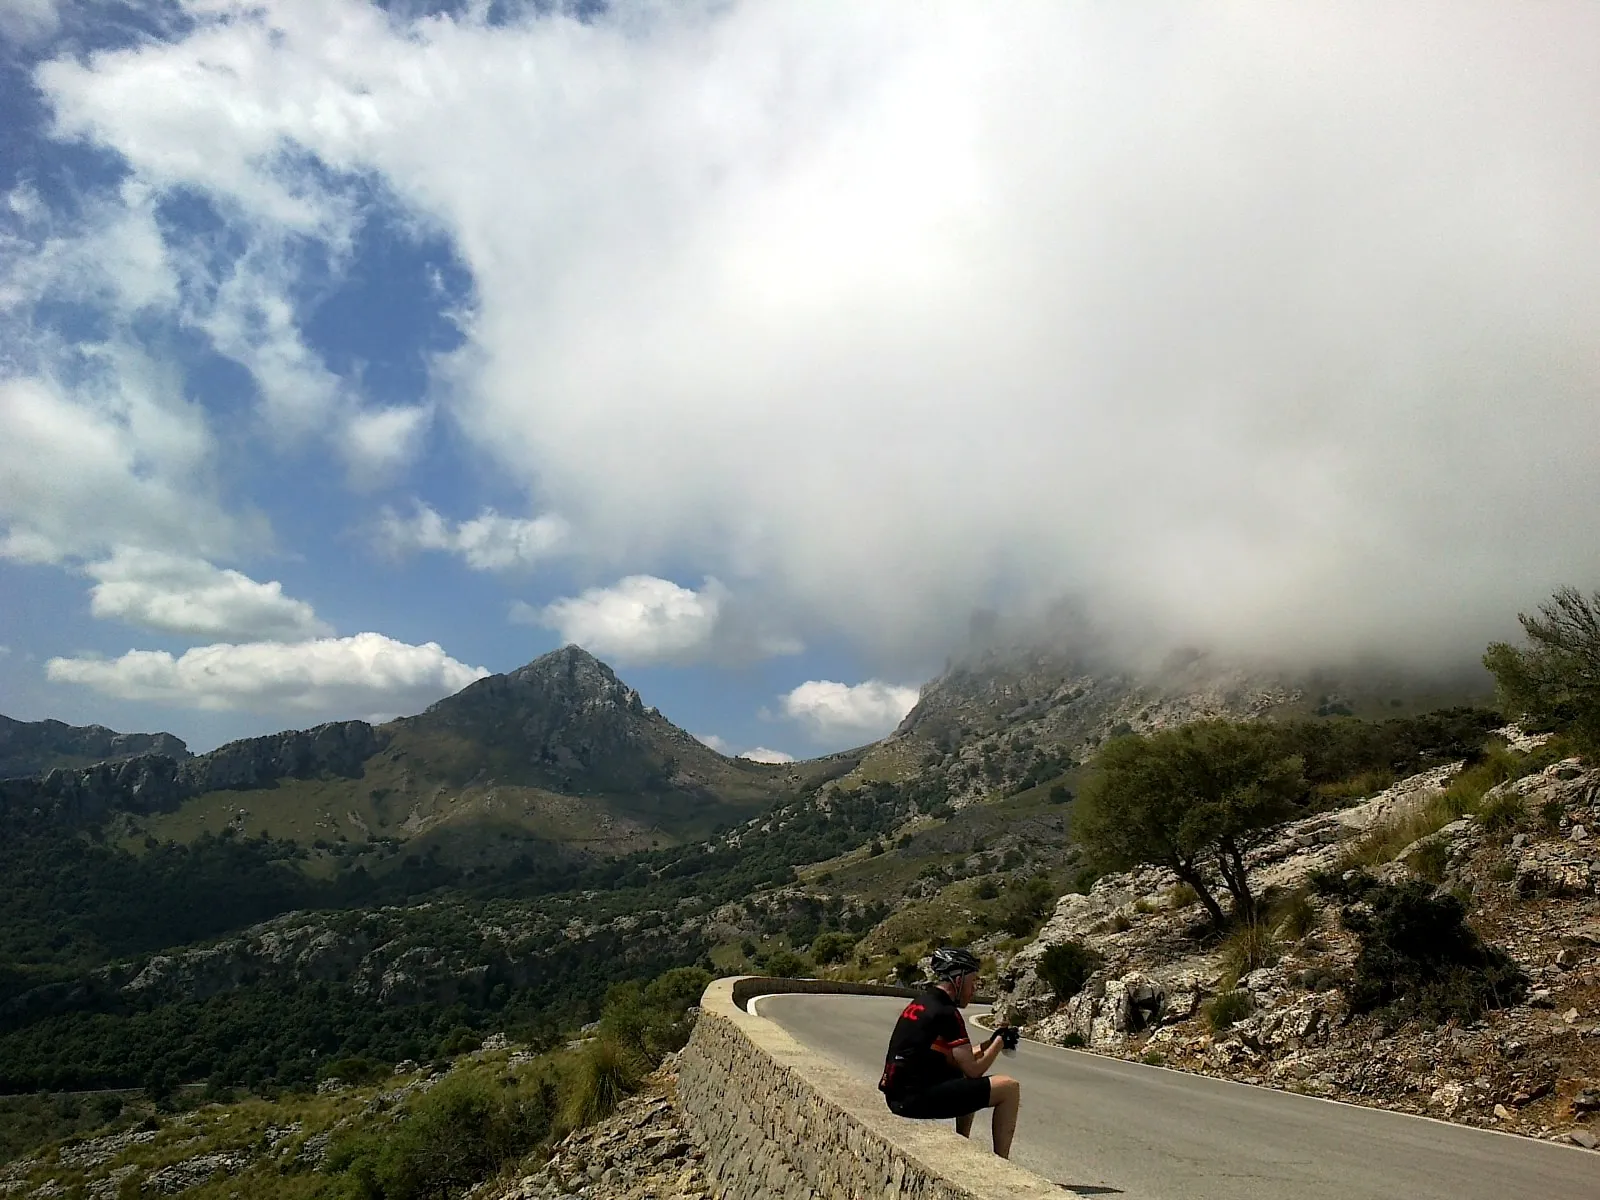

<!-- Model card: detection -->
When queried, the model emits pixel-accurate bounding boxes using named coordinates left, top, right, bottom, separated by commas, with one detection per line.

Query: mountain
left=15, top=646, right=844, bottom=868
left=0, top=715, right=188, bottom=780
left=841, top=645, right=1497, bottom=807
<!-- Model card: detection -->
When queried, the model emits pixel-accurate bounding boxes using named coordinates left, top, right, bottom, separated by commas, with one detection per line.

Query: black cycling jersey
left=879, top=986, right=971, bottom=1099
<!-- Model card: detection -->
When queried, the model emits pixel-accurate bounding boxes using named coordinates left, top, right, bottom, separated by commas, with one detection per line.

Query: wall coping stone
left=681, top=975, right=1106, bottom=1200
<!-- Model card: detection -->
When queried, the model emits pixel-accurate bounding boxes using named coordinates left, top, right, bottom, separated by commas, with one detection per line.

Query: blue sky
left=2, top=2, right=1599, bottom=756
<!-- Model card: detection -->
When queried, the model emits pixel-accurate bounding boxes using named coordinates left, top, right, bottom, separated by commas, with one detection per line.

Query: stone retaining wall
left=677, top=976, right=1070, bottom=1200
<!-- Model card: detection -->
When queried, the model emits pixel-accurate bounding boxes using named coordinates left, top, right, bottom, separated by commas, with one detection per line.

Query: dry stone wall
left=677, top=977, right=1071, bottom=1200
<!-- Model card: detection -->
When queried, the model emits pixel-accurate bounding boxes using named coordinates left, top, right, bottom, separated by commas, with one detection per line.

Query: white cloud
left=23, top=3, right=1600, bottom=669
left=0, top=373, right=248, bottom=565
left=381, top=502, right=568, bottom=570
left=0, top=0, right=61, bottom=46
left=533, top=575, right=723, bottom=667
left=341, top=405, right=433, bottom=482
left=46, top=631, right=487, bottom=714
left=84, top=548, right=330, bottom=641
left=780, top=680, right=921, bottom=742
left=696, top=732, right=732, bottom=754
left=739, top=746, right=795, bottom=764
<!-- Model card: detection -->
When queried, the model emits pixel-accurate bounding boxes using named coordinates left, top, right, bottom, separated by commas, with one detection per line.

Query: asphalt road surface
left=755, top=993, right=1597, bottom=1200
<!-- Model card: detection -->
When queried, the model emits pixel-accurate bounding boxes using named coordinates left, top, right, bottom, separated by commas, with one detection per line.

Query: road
left=755, top=993, right=1597, bottom=1200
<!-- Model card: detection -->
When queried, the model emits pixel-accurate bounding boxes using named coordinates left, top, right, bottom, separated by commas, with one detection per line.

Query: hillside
left=3, top=647, right=838, bottom=871
left=0, top=714, right=188, bottom=780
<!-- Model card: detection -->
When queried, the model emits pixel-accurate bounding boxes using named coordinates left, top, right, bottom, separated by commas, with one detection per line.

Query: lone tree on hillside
left=1484, top=586, right=1600, bottom=756
left=1073, top=721, right=1306, bottom=926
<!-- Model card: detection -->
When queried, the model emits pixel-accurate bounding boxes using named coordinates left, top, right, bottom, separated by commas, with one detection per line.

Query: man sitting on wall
left=879, top=946, right=1022, bottom=1158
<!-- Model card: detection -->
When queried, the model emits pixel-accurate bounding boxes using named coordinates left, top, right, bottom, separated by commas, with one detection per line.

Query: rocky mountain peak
left=504, top=645, right=645, bottom=715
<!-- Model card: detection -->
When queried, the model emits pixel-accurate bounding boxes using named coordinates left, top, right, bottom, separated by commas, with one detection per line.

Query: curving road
left=755, top=993, right=1596, bottom=1200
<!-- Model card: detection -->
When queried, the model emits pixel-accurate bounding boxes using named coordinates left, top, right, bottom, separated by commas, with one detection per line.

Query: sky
left=1, top=1, right=1598, bottom=757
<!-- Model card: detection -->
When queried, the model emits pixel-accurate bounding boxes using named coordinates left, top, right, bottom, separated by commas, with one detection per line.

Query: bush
left=759, top=950, right=806, bottom=978
left=1476, top=789, right=1526, bottom=834
left=809, top=932, right=857, bottom=964
left=1407, top=838, right=1450, bottom=883
left=974, top=878, right=1000, bottom=901
left=1036, top=941, right=1100, bottom=1003
left=995, top=875, right=1055, bottom=938
left=1341, top=880, right=1527, bottom=1027
left=1272, top=890, right=1317, bottom=941
left=318, top=1056, right=388, bottom=1086
left=325, top=1068, right=558, bottom=1200
left=893, top=959, right=924, bottom=985
left=1220, top=920, right=1279, bottom=987
left=562, top=1037, right=644, bottom=1131
left=1060, top=1031, right=1087, bottom=1048
left=1205, top=990, right=1254, bottom=1032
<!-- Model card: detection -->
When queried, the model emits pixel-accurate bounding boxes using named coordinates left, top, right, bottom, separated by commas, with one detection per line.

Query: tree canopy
left=1485, top=585, right=1600, bottom=754
left=1074, top=721, right=1306, bottom=925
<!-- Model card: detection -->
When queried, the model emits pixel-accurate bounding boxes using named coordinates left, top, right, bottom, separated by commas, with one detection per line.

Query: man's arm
left=949, top=1033, right=1003, bottom=1079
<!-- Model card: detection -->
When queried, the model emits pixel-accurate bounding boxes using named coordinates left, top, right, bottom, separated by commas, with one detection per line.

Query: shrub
left=1061, top=1032, right=1087, bottom=1048
left=318, top=1056, right=388, bottom=1086
left=758, top=950, right=806, bottom=978
left=1476, top=790, right=1526, bottom=834
left=1220, top=920, right=1279, bottom=987
left=1539, top=799, right=1565, bottom=833
left=1205, top=991, right=1254, bottom=1032
left=437, top=1026, right=482, bottom=1056
left=562, top=1037, right=644, bottom=1131
left=1341, top=880, right=1527, bottom=1027
left=1272, top=890, right=1317, bottom=941
left=996, top=875, right=1056, bottom=938
left=1489, top=858, right=1516, bottom=883
left=893, top=959, right=924, bottom=985
left=1407, top=839, right=1450, bottom=884
left=325, top=1068, right=558, bottom=1200
left=1168, top=882, right=1199, bottom=909
left=809, top=932, right=857, bottom=964
left=1036, top=940, right=1101, bottom=1003
left=974, top=878, right=1000, bottom=901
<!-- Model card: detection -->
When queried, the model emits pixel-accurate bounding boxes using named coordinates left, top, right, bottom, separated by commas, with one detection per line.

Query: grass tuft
left=1205, top=990, right=1254, bottom=1032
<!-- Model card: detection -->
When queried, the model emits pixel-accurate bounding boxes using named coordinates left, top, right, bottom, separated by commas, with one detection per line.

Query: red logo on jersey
left=900, top=1002, right=926, bottom=1020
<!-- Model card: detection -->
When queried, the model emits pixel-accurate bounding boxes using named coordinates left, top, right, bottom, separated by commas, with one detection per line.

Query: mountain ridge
left=0, top=714, right=189, bottom=780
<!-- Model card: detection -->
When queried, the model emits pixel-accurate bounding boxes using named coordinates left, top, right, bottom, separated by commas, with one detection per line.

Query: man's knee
left=988, top=1076, right=1020, bottom=1107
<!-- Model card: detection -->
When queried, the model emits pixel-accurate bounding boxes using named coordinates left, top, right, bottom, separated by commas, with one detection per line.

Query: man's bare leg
left=987, top=1076, right=1021, bottom=1159
left=955, top=1111, right=975, bottom=1138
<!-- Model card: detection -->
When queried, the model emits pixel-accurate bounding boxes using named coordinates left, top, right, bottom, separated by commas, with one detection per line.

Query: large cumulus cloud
left=24, top=0, right=1600, bottom=673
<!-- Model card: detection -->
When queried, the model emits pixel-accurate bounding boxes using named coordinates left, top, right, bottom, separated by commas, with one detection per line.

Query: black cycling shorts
left=887, top=1076, right=992, bottom=1120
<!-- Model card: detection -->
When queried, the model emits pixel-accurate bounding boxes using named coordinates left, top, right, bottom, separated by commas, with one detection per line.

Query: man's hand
left=996, top=1025, right=1021, bottom=1051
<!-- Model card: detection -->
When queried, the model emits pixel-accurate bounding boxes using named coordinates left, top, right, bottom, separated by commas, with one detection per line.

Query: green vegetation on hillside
left=1073, top=709, right=1504, bottom=926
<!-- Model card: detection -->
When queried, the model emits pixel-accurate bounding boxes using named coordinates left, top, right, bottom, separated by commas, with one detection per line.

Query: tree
left=1485, top=586, right=1600, bottom=754
left=1073, top=721, right=1305, bottom=925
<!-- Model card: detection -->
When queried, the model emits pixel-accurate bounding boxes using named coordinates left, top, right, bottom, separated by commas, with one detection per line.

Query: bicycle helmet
left=930, top=946, right=981, bottom=981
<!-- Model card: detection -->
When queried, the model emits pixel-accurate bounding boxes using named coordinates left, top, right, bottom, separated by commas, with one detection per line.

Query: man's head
left=929, top=946, right=982, bottom=1007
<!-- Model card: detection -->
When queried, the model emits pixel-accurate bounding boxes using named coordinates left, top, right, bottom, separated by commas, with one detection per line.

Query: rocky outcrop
left=182, top=720, right=385, bottom=791
left=0, top=713, right=189, bottom=779
left=995, top=747, right=1600, bottom=1150
left=494, top=1064, right=710, bottom=1200
left=0, top=720, right=385, bottom=827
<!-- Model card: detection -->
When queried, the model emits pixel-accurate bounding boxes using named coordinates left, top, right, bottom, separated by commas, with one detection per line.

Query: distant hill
left=0, top=715, right=189, bottom=780
left=3, top=646, right=850, bottom=868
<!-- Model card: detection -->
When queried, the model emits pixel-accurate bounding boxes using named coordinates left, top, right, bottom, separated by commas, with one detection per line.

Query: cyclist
left=879, top=946, right=1022, bottom=1158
